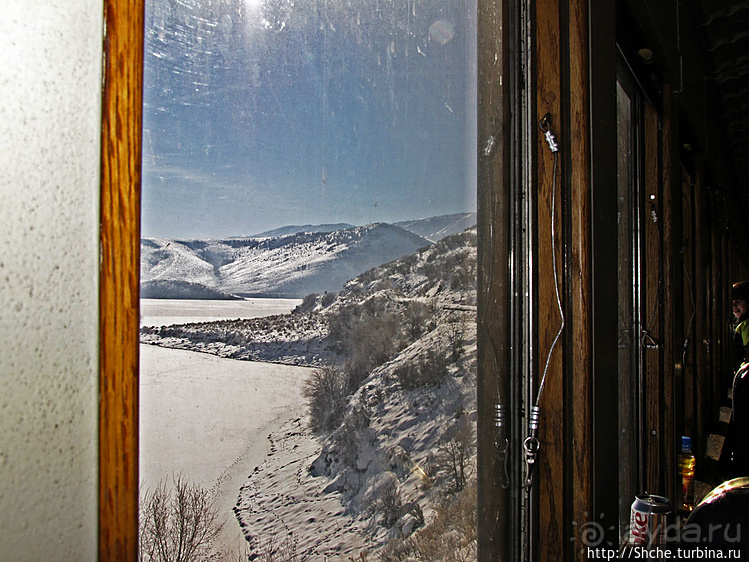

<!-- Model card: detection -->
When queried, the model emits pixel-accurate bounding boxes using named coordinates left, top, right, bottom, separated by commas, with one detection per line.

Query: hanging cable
left=524, top=114, right=565, bottom=491
left=682, top=242, right=697, bottom=366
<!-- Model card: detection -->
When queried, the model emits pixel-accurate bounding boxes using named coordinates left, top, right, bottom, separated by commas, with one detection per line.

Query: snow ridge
left=394, top=212, right=477, bottom=243
left=251, top=223, right=355, bottom=238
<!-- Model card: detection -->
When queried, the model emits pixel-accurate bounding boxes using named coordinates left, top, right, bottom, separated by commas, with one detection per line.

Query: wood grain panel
left=709, top=194, right=722, bottom=412
left=535, top=0, right=564, bottom=558
left=476, top=0, right=512, bottom=559
left=682, top=170, right=695, bottom=444
left=660, top=85, right=676, bottom=507
left=99, top=1, right=144, bottom=560
left=721, top=230, right=731, bottom=398
left=568, top=0, right=594, bottom=559
left=643, top=100, right=661, bottom=494
left=693, top=158, right=708, bottom=458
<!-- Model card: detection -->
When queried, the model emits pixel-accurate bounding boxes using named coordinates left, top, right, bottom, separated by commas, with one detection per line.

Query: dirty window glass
left=142, top=0, right=476, bottom=238
left=139, top=1, right=477, bottom=559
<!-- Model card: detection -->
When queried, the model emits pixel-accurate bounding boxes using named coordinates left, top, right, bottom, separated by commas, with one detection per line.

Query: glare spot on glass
left=429, top=20, right=455, bottom=45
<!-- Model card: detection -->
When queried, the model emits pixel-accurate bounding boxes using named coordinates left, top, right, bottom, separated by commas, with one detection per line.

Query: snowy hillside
left=251, top=223, right=355, bottom=238
left=395, top=212, right=477, bottom=242
left=142, top=227, right=478, bottom=559
left=141, top=223, right=430, bottom=299
left=250, top=213, right=477, bottom=243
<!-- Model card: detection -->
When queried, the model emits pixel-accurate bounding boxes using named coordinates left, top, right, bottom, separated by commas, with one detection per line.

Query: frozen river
left=139, top=298, right=309, bottom=556
left=140, top=297, right=302, bottom=327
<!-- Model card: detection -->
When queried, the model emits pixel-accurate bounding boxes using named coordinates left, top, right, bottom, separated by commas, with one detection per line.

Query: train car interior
left=475, top=0, right=749, bottom=559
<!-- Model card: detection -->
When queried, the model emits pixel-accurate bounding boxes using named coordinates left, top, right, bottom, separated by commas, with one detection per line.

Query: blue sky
left=141, top=0, right=477, bottom=239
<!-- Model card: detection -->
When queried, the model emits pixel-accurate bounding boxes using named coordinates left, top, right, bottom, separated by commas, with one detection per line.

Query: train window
left=139, top=0, right=477, bottom=558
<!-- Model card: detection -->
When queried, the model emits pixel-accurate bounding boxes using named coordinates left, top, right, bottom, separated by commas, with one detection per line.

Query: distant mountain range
left=142, top=223, right=428, bottom=299
left=247, top=213, right=477, bottom=243
left=141, top=213, right=476, bottom=299
left=251, top=223, right=355, bottom=238
left=394, top=211, right=477, bottom=242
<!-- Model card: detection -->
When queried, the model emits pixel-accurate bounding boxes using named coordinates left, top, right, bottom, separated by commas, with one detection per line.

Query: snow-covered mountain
left=249, top=212, right=477, bottom=242
left=141, top=223, right=430, bottom=299
left=250, top=222, right=355, bottom=238
left=141, top=227, right=478, bottom=558
left=395, top=212, right=477, bottom=242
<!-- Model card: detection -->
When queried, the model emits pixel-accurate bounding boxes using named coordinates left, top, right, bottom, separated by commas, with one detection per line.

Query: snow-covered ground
left=140, top=228, right=479, bottom=560
left=139, top=299, right=310, bottom=557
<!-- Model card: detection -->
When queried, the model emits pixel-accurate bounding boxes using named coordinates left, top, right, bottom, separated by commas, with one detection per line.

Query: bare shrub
left=450, top=255, right=476, bottom=292
left=253, top=527, right=301, bottom=562
left=436, top=416, right=474, bottom=493
left=387, top=252, right=418, bottom=276
left=303, top=366, right=348, bottom=432
left=329, top=298, right=404, bottom=391
left=320, top=291, right=337, bottom=307
left=358, top=267, right=379, bottom=284
left=332, top=406, right=371, bottom=466
left=139, top=475, right=224, bottom=562
left=394, top=362, right=421, bottom=390
left=395, top=350, right=448, bottom=390
left=403, top=300, right=431, bottom=341
left=378, top=482, right=477, bottom=562
left=293, top=293, right=318, bottom=314
left=447, top=314, right=466, bottom=363
left=373, top=477, right=403, bottom=528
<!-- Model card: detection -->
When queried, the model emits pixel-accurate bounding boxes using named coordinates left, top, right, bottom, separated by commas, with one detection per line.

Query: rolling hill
left=141, top=223, right=430, bottom=299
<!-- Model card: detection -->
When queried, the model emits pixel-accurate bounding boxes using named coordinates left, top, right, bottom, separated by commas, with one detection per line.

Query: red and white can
left=628, top=494, right=672, bottom=546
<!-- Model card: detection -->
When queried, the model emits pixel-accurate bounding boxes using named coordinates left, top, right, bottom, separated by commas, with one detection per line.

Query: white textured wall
left=0, top=2, right=102, bottom=560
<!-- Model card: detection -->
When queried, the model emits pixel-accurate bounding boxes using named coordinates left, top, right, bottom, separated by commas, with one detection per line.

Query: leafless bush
left=332, top=406, right=371, bottom=466
left=293, top=293, right=318, bottom=314
left=447, top=314, right=466, bottom=363
left=320, top=291, right=337, bottom=307
left=373, top=477, right=403, bottom=529
left=253, top=527, right=302, bottom=562
left=403, top=300, right=431, bottom=341
left=303, top=366, right=348, bottom=432
left=358, top=267, right=379, bottom=284
left=329, top=299, right=403, bottom=390
left=395, top=350, right=448, bottom=390
left=394, top=362, right=420, bottom=390
left=436, top=416, right=474, bottom=493
left=139, top=475, right=224, bottom=562
left=378, top=482, right=477, bottom=562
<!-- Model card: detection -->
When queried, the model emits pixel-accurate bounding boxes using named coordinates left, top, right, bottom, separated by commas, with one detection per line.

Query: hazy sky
left=141, top=0, right=477, bottom=239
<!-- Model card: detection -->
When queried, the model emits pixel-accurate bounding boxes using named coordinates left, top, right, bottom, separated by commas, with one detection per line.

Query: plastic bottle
left=679, top=435, right=696, bottom=512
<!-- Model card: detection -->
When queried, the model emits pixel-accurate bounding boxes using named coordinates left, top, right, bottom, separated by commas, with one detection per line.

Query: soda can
left=628, top=494, right=672, bottom=546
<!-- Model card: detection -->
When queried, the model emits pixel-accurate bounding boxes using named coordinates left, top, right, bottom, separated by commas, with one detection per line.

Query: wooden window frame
left=99, top=0, right=593, bottom=559
left=99, top=1, right=495, bottom=559
left=99, top=1, right=144, bottom=560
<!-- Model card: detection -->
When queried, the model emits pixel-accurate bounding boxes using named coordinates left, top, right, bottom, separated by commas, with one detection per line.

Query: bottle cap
left=682, top=435, right=692, bottom=452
